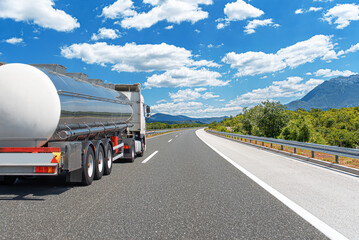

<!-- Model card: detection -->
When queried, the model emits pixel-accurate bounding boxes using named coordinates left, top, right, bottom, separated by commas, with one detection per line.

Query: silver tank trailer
left=0, top=63, right=133, bottom=148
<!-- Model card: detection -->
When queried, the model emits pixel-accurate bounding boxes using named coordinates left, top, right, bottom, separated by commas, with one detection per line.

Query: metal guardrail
left=207, top=130, right=359, bottom=162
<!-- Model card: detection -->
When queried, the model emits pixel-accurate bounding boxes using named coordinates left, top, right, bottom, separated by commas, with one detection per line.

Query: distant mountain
left=147, top=113, right=228, bottom=124
left=285, top=75, right=359, bottom=111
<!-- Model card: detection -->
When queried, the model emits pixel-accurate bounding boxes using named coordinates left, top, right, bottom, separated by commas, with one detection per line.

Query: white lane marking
left=175, top=135, right=178, bottom=137
left=168, top=139, right=172, bottom=143
left=142, top=151, right=159, bottom=164
left=195, top=130, right=348, bottom=240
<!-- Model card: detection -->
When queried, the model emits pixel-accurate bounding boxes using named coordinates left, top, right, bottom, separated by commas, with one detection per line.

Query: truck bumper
left=0, top=153, right=59, bottom=176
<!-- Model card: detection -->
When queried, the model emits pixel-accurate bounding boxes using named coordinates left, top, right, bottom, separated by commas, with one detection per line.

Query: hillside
left=286, top=75, right=359, bottom=110
left=147, top=113, right=227, bottom=124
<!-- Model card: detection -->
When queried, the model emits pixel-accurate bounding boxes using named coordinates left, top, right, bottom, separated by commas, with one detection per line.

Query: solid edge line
left=195, top=129, right=348, bottom=240
left=142, top=151, right=159, bottom=164
left=168, top=139, right=172, bottom=142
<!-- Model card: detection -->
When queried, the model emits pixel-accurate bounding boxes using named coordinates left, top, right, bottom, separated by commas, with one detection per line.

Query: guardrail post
left=241, top=138, right=242, bottom=141
left=255, top=140, right=257, bottom=144
left=311, top=151, right=315, bottom=158
left=262, top=142, right=264, bottom=146
left=294, top=147, right=296, bottom=154
left=270, top=143, right=272, bottom=148
left=250, top=139, right=251, bottom=143
left=335, top=155, right=339, bottom=164
left=281, top=145, right=283, bottom=150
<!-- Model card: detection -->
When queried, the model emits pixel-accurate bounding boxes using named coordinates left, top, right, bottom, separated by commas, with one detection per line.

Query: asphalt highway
left=0, top=129, right=343, bottom=239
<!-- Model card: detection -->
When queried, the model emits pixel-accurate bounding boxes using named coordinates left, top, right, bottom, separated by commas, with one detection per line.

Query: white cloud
left=324, top=4, right=359, bottom=29
left=217, top=0, right=263, bottom=29
left=226, top=77, right=324, bottom=107
left=101, top=0, right=136, bottom=19
left=194, top=29, right=200, bottom=33
left=151, top=101, right=203, bottom=115
left=223, top=35, right=336, bottom=76
left=224, top=0, right=263, bottom=21
left=195, top=106, right=243, bottom=116
left=295, top=9, right=304, bottom=14
left=145, top=67, right=228, bottom=88
left=202, top=92, right=220, bottom=99
left=106, top=0, right=212, bottom=30
left=61, top=41, right=224, bottom=88
left=165, top=25, right=173, bottom=30
left=170, top=89, right=202, bottom=102
left=91, top=28, right=121, bottom=41
left=244, top=18, right=279, bottom=34
left=169, top=88, right=219, bottom=101
left=309, top=7, right=322, bottom=12
left=4, top=37, right=23, bottom=45
left=313, top=69, right=357, bottom=78
left=156, top=99, right=167, bottom=104
left=345, top=43, right=359, bottom=53
left=62, top=42, right=193, bottom=72
left=207, top=43, right=224, bottom=49
left=0, top=0, right=79, bottom=32
left=313, top=0, right=333, bottom=2
left=296, top=7, right=323, bottom=14
left=151, top=100, right=242, bottom=117
left=223, top=51, right=285, bottom=77
left=191, top=59, right=220, bottom=68
left=216, top=22, right=226, bottom=29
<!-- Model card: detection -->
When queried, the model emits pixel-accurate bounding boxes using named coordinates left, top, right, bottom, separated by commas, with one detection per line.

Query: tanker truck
left=0, top=63, right=149, bottom=185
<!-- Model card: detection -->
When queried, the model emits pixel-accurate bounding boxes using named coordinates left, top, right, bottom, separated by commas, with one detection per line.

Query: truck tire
left=128, top=141, right=135, bottom=163
left=94, top=145, right=105, bottom=180
left=104, top=144, right=113, bottom=176
left=82, top=146, right=95, bottom=186
left=137, top=139, right=145, bottom=157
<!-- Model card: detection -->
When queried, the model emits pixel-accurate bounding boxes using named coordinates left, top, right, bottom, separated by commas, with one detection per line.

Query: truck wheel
left=82, top=146, right=95, bottom=186
left=128, top=141, right=135, bottom=162
left=104, top=145, right=113, bottom=176
left=137, top=139, right=145, bottom=157
left=94, top=146, right=105, bottom=180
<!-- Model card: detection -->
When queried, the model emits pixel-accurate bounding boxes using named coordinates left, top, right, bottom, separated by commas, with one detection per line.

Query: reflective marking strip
left=113, top=153, right=124, bottom=161
left=113, top=143, right=124, bottom=151
left=0, top=147, right=60, bottom=153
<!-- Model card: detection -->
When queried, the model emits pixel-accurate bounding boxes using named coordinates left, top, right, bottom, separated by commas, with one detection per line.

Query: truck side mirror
left=146, top=105, right=151, bottom=118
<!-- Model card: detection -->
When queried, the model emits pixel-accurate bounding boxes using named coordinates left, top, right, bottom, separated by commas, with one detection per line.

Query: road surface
left=1, top=129, right=357, bottom=239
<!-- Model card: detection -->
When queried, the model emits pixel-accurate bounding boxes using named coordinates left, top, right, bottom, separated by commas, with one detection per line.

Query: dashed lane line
left=142, top=151, right=159, bottom=164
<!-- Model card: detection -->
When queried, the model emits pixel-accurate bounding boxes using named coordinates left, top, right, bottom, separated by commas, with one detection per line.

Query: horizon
left=0, top=0, right=358, bottom=118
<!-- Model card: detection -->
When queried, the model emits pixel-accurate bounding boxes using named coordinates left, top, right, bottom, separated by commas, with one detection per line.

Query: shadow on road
left=0, top=176, right=72, bottom=201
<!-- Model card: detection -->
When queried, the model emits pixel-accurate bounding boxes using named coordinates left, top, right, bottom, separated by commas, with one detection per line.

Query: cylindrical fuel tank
left=0, top=63, right=133, bottom=147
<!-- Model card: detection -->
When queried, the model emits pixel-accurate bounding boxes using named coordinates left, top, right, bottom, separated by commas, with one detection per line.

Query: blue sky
left=0, top=0, right=358, bottom=117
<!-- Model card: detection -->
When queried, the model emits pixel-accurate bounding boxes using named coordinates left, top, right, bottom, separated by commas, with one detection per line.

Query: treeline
left=209, top=100, right=359, bottom=148
left=147, top=122, right=206, bottom=130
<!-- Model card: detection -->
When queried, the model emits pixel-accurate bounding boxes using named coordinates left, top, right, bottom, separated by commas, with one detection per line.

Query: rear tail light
left=35, top=166, right=56, bottom=173
left=124, top=145, right=130, bottom=149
